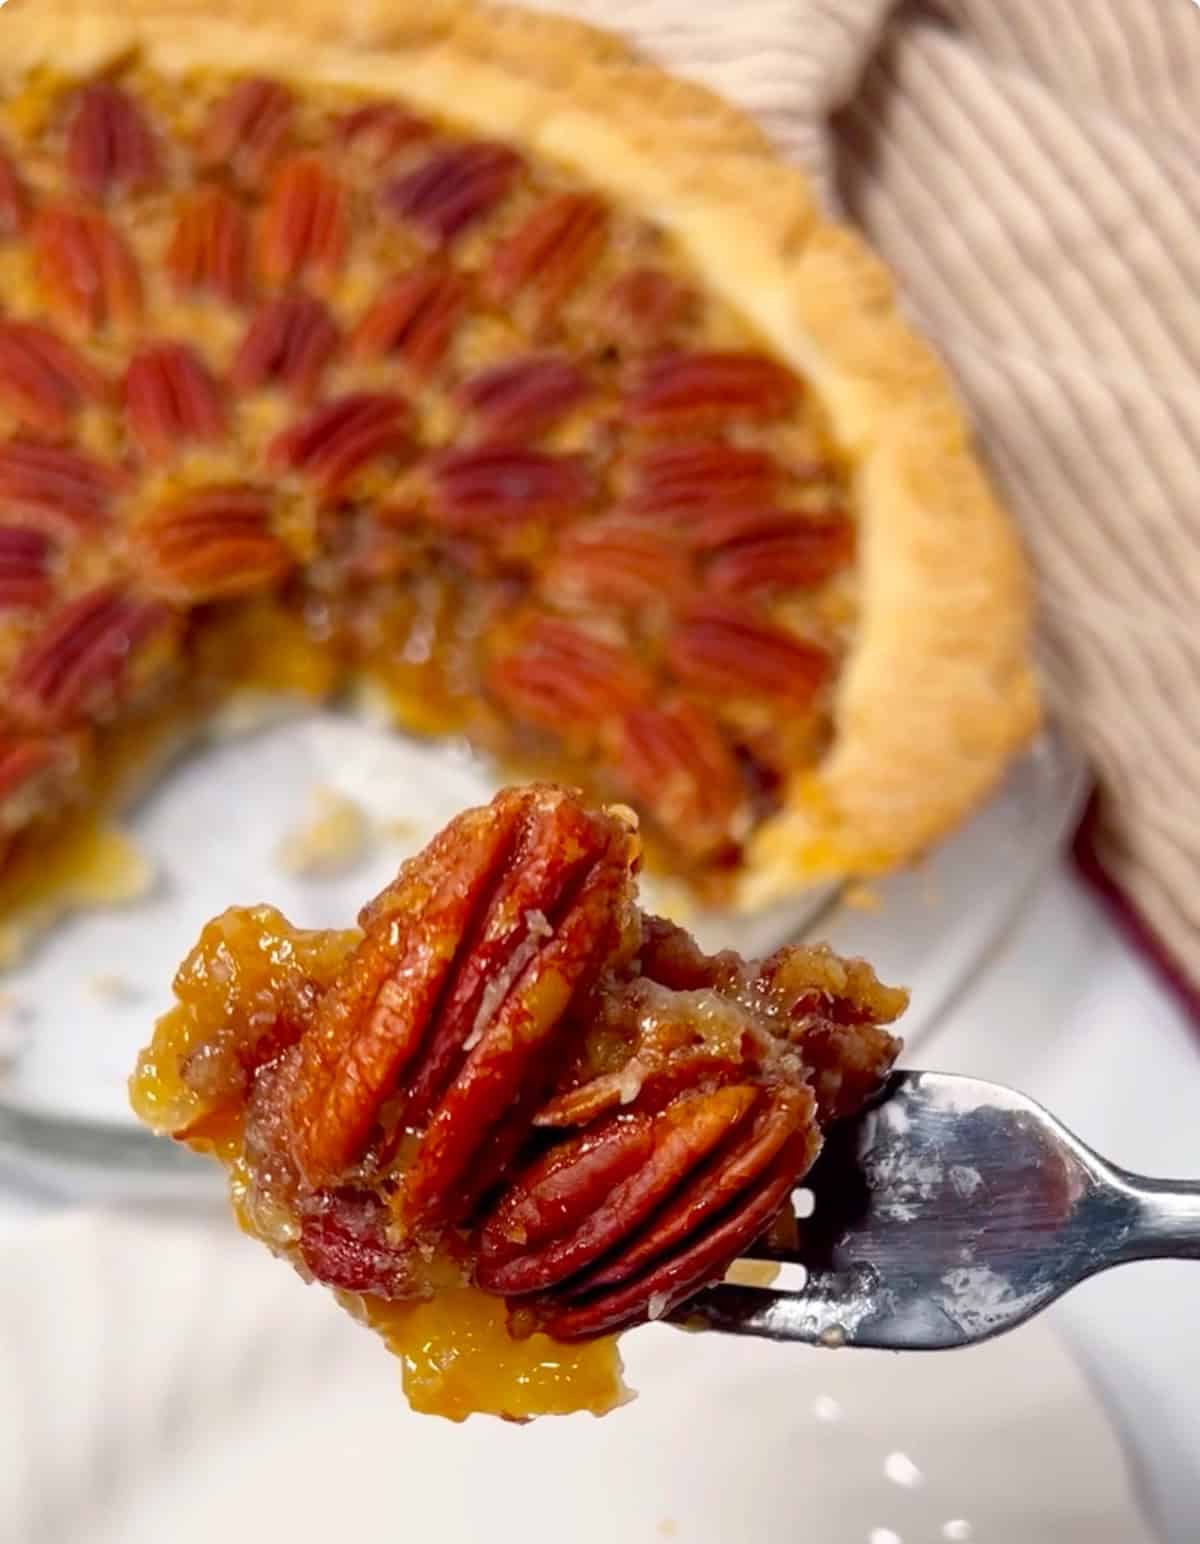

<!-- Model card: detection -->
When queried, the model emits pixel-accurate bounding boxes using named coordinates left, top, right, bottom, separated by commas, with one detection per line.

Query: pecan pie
left=130, top=784, right=906, bottom=1419
left=0, top=0, right=1037, bottom=951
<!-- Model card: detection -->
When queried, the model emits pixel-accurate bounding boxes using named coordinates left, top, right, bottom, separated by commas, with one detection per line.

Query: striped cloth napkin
left=533, top=0, right=1200, bottom=1011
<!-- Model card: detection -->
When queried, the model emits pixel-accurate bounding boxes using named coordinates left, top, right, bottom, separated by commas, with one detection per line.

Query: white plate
left=0, top=1210, right=1153, bottom=1544
left=0, top=713, right=1085, bottom=1199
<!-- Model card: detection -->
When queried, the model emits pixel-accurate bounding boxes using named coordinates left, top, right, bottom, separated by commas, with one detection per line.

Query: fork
left=676, top=1070, right=1200, bottom=1349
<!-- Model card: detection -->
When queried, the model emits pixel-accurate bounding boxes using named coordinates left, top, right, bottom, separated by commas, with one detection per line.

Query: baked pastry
left=0, top=0, right=1036, bottom=949
left=130, top=785, right=906, bottom=1419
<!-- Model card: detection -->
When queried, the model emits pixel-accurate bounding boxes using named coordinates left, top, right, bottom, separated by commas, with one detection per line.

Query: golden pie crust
left=0, top=0, right=1038, bottom=917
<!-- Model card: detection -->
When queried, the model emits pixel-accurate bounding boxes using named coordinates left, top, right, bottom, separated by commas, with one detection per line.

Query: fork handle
left=1109, top=1170, right=1200, bottom=1263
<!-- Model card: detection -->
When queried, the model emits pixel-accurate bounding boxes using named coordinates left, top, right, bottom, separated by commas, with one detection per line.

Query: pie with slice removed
left=131, top=784, right=907, bottom=1419
left=0, top=0, right=1035, bottom=953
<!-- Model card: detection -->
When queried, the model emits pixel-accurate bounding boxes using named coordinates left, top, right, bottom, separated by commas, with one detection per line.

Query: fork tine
left=670, top=1283, right=815, bottom=1340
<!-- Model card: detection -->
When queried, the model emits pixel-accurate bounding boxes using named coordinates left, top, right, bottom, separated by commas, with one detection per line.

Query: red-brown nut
left=198, top=78, right=294, bottom=187
left=65, top=81, right=161, bottom=200
left=231, top=294, right=340, bottom=403
left=282, top=787, right=641, bottom=1228
left=32, top=204, right=142, bottom=336
left=166, top=187, right=252, bottom=308
left=8, top=584, right=175, bottom=729
left=0, top=321, right=111, bottom=438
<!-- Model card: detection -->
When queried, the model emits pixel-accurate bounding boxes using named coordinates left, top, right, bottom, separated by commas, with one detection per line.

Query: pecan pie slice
left=131, top=785, right=906, bottom=1419
left=0, top=0, right=1037, bottom=956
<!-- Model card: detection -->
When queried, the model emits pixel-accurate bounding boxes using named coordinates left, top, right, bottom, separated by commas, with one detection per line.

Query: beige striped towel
left=532, top=0, right=1200, bottom=1009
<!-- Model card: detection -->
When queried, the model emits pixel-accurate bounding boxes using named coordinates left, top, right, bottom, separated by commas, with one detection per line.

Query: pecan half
left=486, top=193, right=608, bottom=329
left=258, top=155, right=348, bottom=288
left=268, top=392, right=412, bottom=500
left=0, top=439, right=126, bottom=535
left=8, top=584, right=175, bottom=729
left=336, top=103, right=432, bottom=166
left=0, top=147, right=28, bottom=238
left=534, top=1118, right=818, bottom=1340
left=617, top=698, right=744, bottom=859
left=624, top=441, right=780, bottom=518
left=283, top=787, right=640, bottom=1218
left=350, top=266, right=466, bottom=377
left=124, top=342, right=226, bottom=463
left=0, top=525, right=53, bottom=610
left=198, top=78, right=294, bottom=186
left=477, top=1080, right=817, bottom=1339
left=166, top=187, right=251, bottom=308
left=137, top=484, right=291, bottom=601
left=542, top=517, right=690, bottom=609
left=666, top=599, right=832, bottom=706
left=624, top=351, right=798, bottom=429
left=32, top=205, right=141, bottom=335
left=487, top=615, right=650, bottom=737
left=231, top=294, right=340, bottom=403
left=427, top=446, right=593, bottom=533
left=0, top=321, right=111, bottom=438
left=65, top=81, right=161, bottom=200
left=597, top=268, right=695, bottom=352
left=0, top=731, right=79, bottom=824
left=456, top=355, right=590, bottom=444
left=383, top=142, right=523, bottom=245
left=692, top=508, right=856, bottom=595
left=297, top=1189, right=421, bottom=1299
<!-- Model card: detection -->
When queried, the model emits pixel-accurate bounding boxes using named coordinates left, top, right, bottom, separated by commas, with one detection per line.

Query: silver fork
left=677, top=1070, right=1200, bottom=1349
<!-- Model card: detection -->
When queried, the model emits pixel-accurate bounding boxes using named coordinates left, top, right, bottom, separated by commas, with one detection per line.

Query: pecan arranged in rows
left=282, top=786, right=641, bottom=1217
left=0, top=439, right=127, bottom=535
left=166, top=187, right=251, bottom=308
left=597, top=267, right=695, bottom=352
left=383, top=142, right=523, bottom=245
left=350, top=266, right=466, bottom=377
left=624, top=351, right=799, bottom=428
left=65, top=81, right=161, bottom=200
left=542, top=516, right=689, bottom=609
left=487, top=615, right=650, bottom=737
left=8, top=584, right=174, bottom=729
left=32, top=205, right=141, bottom=335
left=616, top=697, right=744, bottom=861
left=137, top=484, right=292, bottom=601
left=0, top=525, right=53, bottom=610
left=232, top=293, right=340, bottom=402
left=0, top=320, right=111, bottom=438
left=426, top=446, right=593, bottom=533
left=666, top=598, right=832, bottom=707
left=691, top=507, right=856, bottom=595
left=0, top=146, right=28, bottom=238
left=268, top=392, right=412, bottom=500
left=0, top=731, right=79, bottom=824
left=624, top=441, right=781, bottom=518
left=198, top=77, right=294, bottom=186
left=456, top=355, right=590, bottom=443
left=124, top=342, right=226, bottom=462
left=336, top=103, right=432, bottom=166
left=486, top=192, right=608, bottom=330
left=258, top=155, right=348, bottom=288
